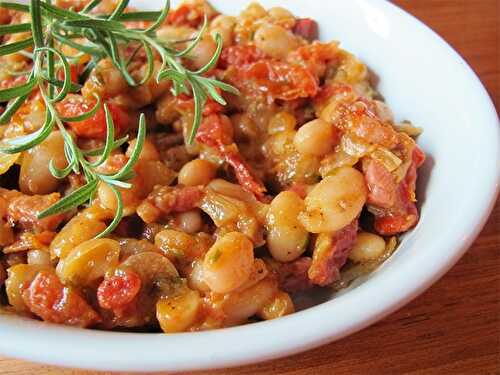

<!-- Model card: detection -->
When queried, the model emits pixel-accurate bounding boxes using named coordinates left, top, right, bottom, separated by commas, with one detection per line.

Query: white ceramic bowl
left=0, top=0, right=498, bottom=372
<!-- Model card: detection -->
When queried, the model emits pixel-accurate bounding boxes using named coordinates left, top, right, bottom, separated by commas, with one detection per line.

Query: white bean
left=254, top=23, right=298, bottom=59
left=203, top=232, right=254, bottom=293
left=294, top=119, right=335, bottom=156
left=349, top=232, right=386, bottom=262
left=266, top=191, right=308, bottom=262
left=299, top=167, right=367, bottom=233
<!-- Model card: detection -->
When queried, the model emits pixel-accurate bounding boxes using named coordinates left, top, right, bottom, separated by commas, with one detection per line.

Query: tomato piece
left=243, top=60, right=319, bottom=101
left=22, top=271, right=100, bottom=327
left=97, top=269, right=142, bottom=312
left=293, top=18, right=319, bottom=41
left=56, top=95, right=130, bottom=139
left=219, top=45, right=266, bottom=69
left=196, top=114, right=266, bottom=198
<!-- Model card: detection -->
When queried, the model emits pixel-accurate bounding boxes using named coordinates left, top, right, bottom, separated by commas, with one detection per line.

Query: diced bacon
left=22, top=271, right=100, bottom=327
left=293, top=18, right=319, bottom=41
left=276, top=257, right=313, bottom=293
left=373, top=147, right=426, bottom=235
left=323, top=93, right=399, bottom=149
left=146, top=185, right=205, bottom=216
left=363, top=158, right=398, bottom=208
left=7, top=193, right=65, bottom=232
left=308, top=220, right=358, bottom=286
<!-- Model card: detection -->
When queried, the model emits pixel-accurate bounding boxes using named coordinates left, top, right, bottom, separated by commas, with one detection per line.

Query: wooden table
left=1, top=1, right=498, bottom=374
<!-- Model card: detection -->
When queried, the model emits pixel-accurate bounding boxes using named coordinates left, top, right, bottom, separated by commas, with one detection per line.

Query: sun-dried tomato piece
left=223, top=146, right=266, bottom=198
left=243, top=60, right=319, bottom=101
left=97, top=269, right=142, bottom=311
left=308, top=220, right=358, bottom=286
left=22, top=271, right=100, bottom=327
left=196, top=114, right=266, bottom=198
left=195, top=113, right=233, bottom=146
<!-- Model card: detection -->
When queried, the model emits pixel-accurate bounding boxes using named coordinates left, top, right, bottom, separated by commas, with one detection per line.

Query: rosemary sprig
left=0, top=0, right=238, bottom=237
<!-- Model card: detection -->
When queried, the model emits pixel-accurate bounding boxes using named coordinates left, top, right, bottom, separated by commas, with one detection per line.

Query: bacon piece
left=373, top=147, right=426, bottom=235
left=308, top=220, right=358, bottom=286
left=22, top=271, right=100, bottom=327
left=97, top=269, right=142, bottom=317
left=363, top=158, right=398, bottom=208
left=219, top=45, right=266, bottom=69
left=242, top=60, right=319, bottom=101
left=293, top=18, right=319, bottom=41
left=7, top=193, right=65, bottom=232
left=321, top=87, right=399, bottom=149
left=196, top=114, right=266, bottom=198
left=140, top=186, right=205, bottom=223
left=276, top=257, right=313, bottom=293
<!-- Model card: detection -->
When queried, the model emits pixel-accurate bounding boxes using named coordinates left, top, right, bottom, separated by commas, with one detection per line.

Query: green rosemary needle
left=0, top=0, right=238, bottom=237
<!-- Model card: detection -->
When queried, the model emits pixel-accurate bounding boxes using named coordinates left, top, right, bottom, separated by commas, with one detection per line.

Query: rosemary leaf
left=0, top=38, right=34, bottom=56
left=37, top=179, right=99, bottom=219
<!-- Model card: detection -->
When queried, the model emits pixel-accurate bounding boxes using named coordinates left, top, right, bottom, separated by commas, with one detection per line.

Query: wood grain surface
left=1, top=1, right=498, bottom=374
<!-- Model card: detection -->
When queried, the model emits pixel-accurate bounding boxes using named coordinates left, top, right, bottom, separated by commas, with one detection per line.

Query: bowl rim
left=0, top=0, right=498, bottom=372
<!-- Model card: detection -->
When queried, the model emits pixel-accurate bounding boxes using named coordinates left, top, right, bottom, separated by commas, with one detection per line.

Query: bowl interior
left=0, top=0, right=498, bottom=372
